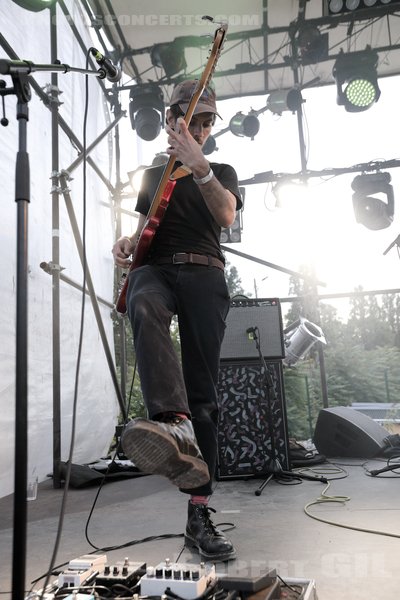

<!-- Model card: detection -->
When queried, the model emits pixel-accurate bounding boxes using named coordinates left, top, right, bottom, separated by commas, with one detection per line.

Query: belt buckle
left=172, top=253, right=187, bottom=265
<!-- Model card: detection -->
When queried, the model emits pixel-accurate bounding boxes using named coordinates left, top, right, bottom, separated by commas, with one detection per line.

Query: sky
left=119, top=75, right=400, bottom=321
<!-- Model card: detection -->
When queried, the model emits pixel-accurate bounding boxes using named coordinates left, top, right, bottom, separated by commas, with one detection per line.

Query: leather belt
left=153, top=252, right=225, bottom=271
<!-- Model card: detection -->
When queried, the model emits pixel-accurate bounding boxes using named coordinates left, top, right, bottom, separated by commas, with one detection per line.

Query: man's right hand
left=112, top=236, right=135, bottom=268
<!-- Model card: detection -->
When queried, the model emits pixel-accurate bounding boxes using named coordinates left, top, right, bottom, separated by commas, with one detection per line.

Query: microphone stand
left=0, top=58, right=112, bottom=600
left=248, top=327, right=327, bottom=496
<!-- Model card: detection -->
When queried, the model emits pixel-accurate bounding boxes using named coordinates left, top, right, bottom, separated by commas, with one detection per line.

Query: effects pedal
left=58, top=554, right=107, bottom=588
left=140, top=559, right=216, bottom=599
left=96, top=558, right=146, bottom=587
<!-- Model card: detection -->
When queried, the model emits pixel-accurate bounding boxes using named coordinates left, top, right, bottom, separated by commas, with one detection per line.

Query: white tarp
left=0, top=0, right=120, bottom=498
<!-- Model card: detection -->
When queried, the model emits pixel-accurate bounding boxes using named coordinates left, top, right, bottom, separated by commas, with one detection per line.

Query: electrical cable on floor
left=303, top=480, right=400, bottom=539
left=292, top=462, right=349, bottom=480
left=364, top=454, right=400, bottom=477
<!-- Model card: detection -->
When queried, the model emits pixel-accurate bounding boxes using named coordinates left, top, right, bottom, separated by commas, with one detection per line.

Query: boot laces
left=197, top=505, right=218, bottom=536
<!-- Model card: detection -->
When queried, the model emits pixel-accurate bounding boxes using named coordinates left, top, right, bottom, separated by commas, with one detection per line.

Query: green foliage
left=282, top=268, right=400, bottom=440
left=225, top=261, right=246, bottom=297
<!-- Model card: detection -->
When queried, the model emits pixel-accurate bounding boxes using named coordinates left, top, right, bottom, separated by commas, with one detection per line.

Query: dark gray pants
left=126, top=263, right=230, bottom=496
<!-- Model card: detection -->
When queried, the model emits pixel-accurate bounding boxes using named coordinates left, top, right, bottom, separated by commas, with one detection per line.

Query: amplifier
left=220, top=298, right=284, bottom=360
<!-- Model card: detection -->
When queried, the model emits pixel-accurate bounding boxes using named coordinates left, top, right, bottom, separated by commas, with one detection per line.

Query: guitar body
left=115, top=21, right=228, bottom=315
left=115, top=180, right=176, bottom=314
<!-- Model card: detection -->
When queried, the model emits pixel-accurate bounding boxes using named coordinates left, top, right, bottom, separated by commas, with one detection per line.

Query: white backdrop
left=0, top=0, right=120, bottom=498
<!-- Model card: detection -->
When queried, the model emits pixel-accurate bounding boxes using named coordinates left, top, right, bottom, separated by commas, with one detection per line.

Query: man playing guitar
left=112, top=80, right=241, bottom=562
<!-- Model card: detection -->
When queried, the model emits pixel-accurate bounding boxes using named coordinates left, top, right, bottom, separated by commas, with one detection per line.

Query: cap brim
left=178, top=102, right=221, bottom=119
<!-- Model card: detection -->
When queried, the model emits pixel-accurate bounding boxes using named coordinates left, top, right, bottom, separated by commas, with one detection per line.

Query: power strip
left=140, top=559, right=216, bottom=599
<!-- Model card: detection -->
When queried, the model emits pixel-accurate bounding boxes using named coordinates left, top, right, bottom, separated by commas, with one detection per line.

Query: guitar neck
left=147, top=23, right=227, bottom=219
left=147, top=82, right=208, bottom=219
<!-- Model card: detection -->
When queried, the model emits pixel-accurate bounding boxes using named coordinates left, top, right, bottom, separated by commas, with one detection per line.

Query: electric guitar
left=115, top=21, right=228, bottom=314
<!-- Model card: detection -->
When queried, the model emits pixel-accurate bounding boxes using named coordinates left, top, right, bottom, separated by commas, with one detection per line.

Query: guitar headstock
left=179, top=19, right=228, bottom=128
left=200, top=21, right=228, bottom=89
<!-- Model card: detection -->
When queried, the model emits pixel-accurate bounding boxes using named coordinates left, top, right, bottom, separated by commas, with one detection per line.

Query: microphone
left=383, top=234, right=400, bottom=256
left=90, top=48, right=121, bottom=83
left=246, top=327, right=257, bottom=335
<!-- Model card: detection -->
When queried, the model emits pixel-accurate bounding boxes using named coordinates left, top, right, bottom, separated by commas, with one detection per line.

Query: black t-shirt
left=135, top=162, right=242, bottom=263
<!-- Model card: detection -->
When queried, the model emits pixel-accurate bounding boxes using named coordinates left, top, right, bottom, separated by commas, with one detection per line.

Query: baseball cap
left=169, top=79, right=221, bottom=117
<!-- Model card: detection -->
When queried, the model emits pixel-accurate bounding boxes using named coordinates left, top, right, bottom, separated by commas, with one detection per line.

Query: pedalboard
left=140, top=559, right=216, bottom=599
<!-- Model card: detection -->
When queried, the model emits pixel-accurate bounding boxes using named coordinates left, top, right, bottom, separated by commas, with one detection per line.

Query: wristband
left=193, top=168, right=214, bottom=185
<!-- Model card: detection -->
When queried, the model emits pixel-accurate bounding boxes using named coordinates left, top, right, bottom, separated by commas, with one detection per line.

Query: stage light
left=333, top=48, right=380, bottom=112
left=325, top=0, right=400, bottom=15
left=272, top=180, right=309, bottom=207
left=11, top=0, right=56, bottom=10
left=352, top=172, right=394, bottom=230
left=129, top=83, right=164, bottom=141
left=127, top=166, right=147, bottom=194
left=202, top=135, right=217, bottom=156
left=267, top=88, right=303, bottom=115
left=152, top=152, right=169, bottom=166
left=150, top=41, right=186, bottom=78
left=220, top=211, right=242, bottom=243
left=296, top=26, right=329, bottom=65
left=229, top=111, right=260, bottom=140
left=283, top=318, right=326, bottom=367
left=220, top=187, right=245, bottom=243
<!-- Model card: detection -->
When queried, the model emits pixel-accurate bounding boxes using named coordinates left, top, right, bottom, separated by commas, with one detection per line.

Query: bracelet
left=193, top=168, right=214, bottom=185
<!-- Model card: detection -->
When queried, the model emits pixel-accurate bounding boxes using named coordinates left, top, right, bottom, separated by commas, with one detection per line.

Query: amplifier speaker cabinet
left=217, top=359, right=290, bottom=479
left=220, top=298, right=284, bottom=361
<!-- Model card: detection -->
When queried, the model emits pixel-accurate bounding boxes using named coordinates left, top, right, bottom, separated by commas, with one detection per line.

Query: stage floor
left=1, top=458, right=399, bottom=600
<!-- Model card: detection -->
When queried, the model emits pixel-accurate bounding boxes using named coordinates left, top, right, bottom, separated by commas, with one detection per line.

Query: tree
left=224, top=260, right=246, bottom=297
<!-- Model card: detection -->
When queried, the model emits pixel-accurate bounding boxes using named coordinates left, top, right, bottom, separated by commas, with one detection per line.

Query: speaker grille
left=220, top=298, right=284, bottom=360
left=217, top=360, right=290, bottom=478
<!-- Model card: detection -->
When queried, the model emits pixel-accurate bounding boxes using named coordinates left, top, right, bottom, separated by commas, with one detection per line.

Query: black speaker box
left=220, top=298, right=284, bottom=360
left=313, top=406, right=388, bottom=458
left=217, top=360, right=290, bottom=479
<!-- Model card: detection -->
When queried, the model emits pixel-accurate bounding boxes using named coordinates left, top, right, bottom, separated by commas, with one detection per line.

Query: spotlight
left=267, top=88, right=303, bottom=115
left=129, top=83, right=165, bottom=141
left=352, top=172, right=394, bottom=230
left=150, top=41, right=186, bottom=78
left=333, top=48, right=380, bottom=112
left=202, top=135, right=217, bottom=156
left=220, top=187, right=245, bottom=243
left=229, top=111, right=260, bottom=140
left=283, top=318, right=326, bottom=367
left=12, top=0, right=56, bottom=10
left=296, top=26, right=329, bottom=65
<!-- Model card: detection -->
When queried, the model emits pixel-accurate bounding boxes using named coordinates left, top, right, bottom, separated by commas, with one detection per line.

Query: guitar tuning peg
left=201, top=15, right=228, bottom=27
